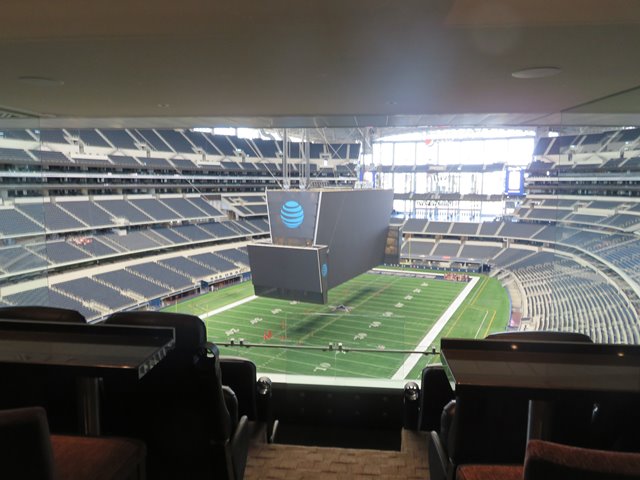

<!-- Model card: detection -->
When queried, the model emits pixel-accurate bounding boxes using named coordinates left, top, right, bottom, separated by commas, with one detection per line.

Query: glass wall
left=1, top=124, right=638, bottom=386
left=369, top=130, right=534, bottom=220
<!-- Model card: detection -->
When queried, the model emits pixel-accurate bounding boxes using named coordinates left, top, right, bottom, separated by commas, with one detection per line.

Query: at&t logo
left=280, top=200, right=304, bottom=229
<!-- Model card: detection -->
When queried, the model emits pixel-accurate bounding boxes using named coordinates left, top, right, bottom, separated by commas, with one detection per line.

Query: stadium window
left=0, top=124, right=638, bottom=391
left=393, top=142, right=416, bottom=166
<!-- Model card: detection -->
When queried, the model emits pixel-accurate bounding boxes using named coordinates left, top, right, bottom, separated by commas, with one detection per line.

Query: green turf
left=405, top=275, right=510, bottom=378
left=162, top=269, right=510, bottom=380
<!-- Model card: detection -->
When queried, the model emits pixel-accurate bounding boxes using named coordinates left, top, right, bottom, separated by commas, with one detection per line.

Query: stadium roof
left=1, top=0, right=640, bottom=128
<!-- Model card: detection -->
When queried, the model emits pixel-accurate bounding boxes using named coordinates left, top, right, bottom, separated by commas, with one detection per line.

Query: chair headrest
left=0, top=306, right=86, bottom=323
left=486, top=330, right=593, bottom=343
left=105, top=311, right=206, bottom=353
left=219, top=356, right=257, bottom=372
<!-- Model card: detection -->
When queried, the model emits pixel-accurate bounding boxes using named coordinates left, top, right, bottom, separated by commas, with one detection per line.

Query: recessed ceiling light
left=512, top=67, right=561, bottom=79
left=18, top=76, right=64, bottom=87
left=157, top=103, right=170, bottom=108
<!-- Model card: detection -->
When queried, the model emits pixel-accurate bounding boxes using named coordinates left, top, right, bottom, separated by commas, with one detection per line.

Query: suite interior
left=1, top=1, right=640, bottom=479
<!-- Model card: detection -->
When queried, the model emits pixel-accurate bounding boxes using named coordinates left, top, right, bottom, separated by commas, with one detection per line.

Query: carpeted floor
left=244, top=429, right=429, bottom=480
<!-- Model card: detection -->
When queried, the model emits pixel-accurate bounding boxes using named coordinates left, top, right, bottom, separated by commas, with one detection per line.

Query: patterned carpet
left=245, top=429, right=430, bottom=480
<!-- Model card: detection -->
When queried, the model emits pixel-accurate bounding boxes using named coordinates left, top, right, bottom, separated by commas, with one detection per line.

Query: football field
left=162, top=270, right=509, bottom=380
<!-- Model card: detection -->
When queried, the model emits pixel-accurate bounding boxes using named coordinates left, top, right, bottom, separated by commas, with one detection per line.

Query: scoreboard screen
left=248, top=243, right=328, bottom=304
left=248, top=189, right=394, bottom=304
left=505, top=168, right=525, bottom=195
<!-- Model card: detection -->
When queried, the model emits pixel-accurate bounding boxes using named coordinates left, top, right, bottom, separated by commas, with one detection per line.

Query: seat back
left=0, top=407, right=55, bottom=480
left=525, top=440, right=640, bottom=480
left=103, top=311, right=233, bottom=479
left=220, top=356, right=258, bottom=420
left=0, top=306, right=86, bottom=323
left=418, top=365, right=455, bottom=431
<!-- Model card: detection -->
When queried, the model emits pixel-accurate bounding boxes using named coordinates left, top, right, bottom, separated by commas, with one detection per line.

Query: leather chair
left=427, top=331, right=594, bottom=480
left=457, top=439, right=640, bottom=480
left=417, top=365, right=455, bottom=432
left=103, top=311, right=250, bottom=480
left=0, top=406, right=146, bottom=480
left=220, top=356, right=277, bottom=442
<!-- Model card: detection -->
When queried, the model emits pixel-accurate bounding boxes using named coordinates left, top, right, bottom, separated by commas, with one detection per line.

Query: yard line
left=482, top=309, right=498, bottom=337
left=199, top=295, right=258, bottom=319
left=390, top=276, right=479, bottom=380
left=474, top=309, right=489, bottom=338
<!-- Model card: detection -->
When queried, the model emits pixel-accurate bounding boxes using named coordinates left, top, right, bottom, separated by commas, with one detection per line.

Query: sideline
left=390, top=276, right=480, bottom=380
left=199, top=295, right=258, bottom=319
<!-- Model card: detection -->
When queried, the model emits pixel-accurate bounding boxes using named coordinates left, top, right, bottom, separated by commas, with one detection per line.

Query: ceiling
left=1, top=0, right=640, bottom=129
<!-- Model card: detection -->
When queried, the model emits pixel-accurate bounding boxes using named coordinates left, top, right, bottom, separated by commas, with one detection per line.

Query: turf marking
left=199, top=295, right=258, bottom=319
left=391, top=276, right=479, bottom=380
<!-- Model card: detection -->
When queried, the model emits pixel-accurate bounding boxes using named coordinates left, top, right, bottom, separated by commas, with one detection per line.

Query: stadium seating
left=128, top=262, right=193, bottom=291
left=18, top=203, right=87, bottom=231
left=151, top=226, right=188, bottom=244
left=198, top=222, right=241, bottom=238
left=458, top=244, right=501, bottom=260
left=0, top=129, right=36, bottom=141
left=478, top=222, right=501, bottom=236
left=57, top=201, right=114, bottom=228
left=217, top=248, right=250, bottom=266
left=56, top=278, right=136, bottom=311
left=155, top=129, right=194, bottom=153
left=39, top=129, right=69, bottom=144
left=449, top=222, right=480, bottom=235
left=95, top=200, right=153, bottom=224
left=129, top=199, right=179, bottom=221
left=101, top=129, right=138, bottom=149
left=431, top=242, right=461, bottom=258
left=183, top=130, right=219, bottom=154
left=40, top=240, right=91, bottom=264
left=0, top=245, right=49, bottom=273
left=0, top=209, right=44, bottom=237
left=0, top=147, right=32, bottom=162
left=98, top=270, right=169, bottom=299
left=108, top=154, right=140, bottom=166
left=171, top=224, right=212, bottom=242
left=160, top=257, right=216, bottom=280
left=401, top=239, right=435, bottom=258
left=32, top=149, right=71, bottom=163
left=159, top=197, right=211, bottom=219
left=403, top=218, right=428, bottom=234
left=102, top=231, right=161, bottom=251
left=507, top=257, right=639, bottom=343
left=103, top=312, right=250, bottom=480
left=135, top=129, right=172, bottom=152
left=3, top=288, right=101, bottom=321
left=426, top=221, right=452, bottom=234
left=170, top=158, right=199, bottom=170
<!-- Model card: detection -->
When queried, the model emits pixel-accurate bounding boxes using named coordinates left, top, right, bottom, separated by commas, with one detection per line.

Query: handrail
left=219, top=339, right=439, bottom=355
